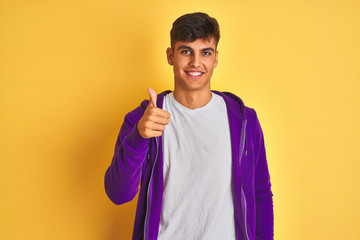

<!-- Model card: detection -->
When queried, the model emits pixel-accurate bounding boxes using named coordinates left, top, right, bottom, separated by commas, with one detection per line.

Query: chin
left=184, top=83, right=209, bottom=91
left=175, top=76, right=210, bottom=91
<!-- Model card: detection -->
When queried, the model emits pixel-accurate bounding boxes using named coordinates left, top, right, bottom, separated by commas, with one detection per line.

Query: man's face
left=166, top=37, right=218, bottom=93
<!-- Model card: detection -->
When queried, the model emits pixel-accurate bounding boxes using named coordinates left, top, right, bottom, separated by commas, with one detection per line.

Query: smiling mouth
left=185, top=71, right=204, bottom=78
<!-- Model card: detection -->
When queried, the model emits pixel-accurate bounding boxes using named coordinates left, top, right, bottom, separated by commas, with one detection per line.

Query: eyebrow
left=202, top=47, right=215, bottom=52
left=177, top=45, right=215, bottom=52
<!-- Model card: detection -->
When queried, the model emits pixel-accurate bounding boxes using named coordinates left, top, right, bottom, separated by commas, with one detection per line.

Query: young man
left=104, top=12, right=274, bottom=240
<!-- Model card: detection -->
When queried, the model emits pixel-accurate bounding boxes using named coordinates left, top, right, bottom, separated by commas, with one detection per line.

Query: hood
left=139, top=90, right=246, bottom=120
left=212, top=90, right=247, bottom=120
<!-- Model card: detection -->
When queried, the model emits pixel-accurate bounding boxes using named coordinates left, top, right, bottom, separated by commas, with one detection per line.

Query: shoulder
left=212, top=90, right=262, bottom=134
left=212, top=90, right=256, bottom=120
left=124, top=100, right=147, bottom=126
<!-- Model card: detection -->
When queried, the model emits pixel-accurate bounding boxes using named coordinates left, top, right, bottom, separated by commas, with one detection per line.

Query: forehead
left=174, top=37, right=217, bottom=50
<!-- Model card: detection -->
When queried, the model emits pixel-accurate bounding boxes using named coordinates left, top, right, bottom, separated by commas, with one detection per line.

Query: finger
left=147, top=88, right=157, bottom=107
left=148, top=130, right=163, bottom=137
left=148, top=115, right=170, bottom=125
left=147, top=122, right=166, bottom=131
left=149, top=107, right=171, bottom=119
left=140, top=128, right=163, bottom=139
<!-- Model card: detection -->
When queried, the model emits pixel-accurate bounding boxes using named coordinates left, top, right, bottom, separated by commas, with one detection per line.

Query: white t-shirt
left=158, top=92, right=235, bottom=240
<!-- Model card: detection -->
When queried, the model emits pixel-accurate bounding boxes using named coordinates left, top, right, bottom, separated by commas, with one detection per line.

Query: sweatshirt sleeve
left=253, top=111, right=274, bottom=240
left=104, top=110, right=149, bottom=205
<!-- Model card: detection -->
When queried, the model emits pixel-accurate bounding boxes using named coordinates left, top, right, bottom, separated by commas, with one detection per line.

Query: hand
left=137, top=88, right=171, bottom=139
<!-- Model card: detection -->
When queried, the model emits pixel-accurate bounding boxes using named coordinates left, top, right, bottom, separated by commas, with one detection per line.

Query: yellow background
left=1, top=0, right=359, bottom=239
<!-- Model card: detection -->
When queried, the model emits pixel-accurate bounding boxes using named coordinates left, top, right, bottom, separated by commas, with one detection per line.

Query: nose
left=189, top=53, right=201, bottom=68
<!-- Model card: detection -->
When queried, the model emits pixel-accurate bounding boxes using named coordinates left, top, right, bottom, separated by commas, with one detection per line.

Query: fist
left=137, top=88, right=171, bottom=139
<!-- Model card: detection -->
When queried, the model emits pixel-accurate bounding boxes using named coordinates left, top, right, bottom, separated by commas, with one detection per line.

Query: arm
left=104, top=89, right=170, bottom=205
left=104, top=111, right=149, bottom=205
left=253, top=112, right=274, bottom=240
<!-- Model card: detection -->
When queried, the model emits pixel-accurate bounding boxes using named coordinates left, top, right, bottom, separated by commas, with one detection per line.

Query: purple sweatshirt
left=104, top=90, right=274, bottom=240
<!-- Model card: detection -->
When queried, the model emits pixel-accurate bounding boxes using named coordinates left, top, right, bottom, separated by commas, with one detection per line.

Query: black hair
left=170, top=12, right=220, bottom=49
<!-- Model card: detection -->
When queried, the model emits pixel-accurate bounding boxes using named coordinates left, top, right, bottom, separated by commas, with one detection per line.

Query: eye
left=202, top=51, right=212, bottom=56
left=180, top=50, right=191, bottom=54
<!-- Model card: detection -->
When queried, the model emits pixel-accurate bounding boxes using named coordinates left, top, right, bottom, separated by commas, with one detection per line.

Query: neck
left=173, top=88, right=212, bottom=109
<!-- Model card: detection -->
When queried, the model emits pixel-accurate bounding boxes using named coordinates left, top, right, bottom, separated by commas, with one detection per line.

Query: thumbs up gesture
left=137, top=88, right=171, bottom=139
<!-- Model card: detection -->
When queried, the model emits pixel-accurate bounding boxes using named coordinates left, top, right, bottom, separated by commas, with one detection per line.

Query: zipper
left=144, top=137, right=159, bottom=240
left=239, top=119, right=249, bottom=240
left=241, top=187, right=249, bottom=240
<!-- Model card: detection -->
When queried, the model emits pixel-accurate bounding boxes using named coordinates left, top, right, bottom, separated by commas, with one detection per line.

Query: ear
left=214, top=50, right=219, bottom=68
left=166, top=47, right=174, bottom=65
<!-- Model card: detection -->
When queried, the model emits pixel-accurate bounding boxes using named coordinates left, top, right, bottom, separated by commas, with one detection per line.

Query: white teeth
left=188, top=72, right=202, bottom=76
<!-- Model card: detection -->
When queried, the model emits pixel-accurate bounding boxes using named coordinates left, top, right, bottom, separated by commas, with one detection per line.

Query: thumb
left=147, top=88, right=157, bottom=108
